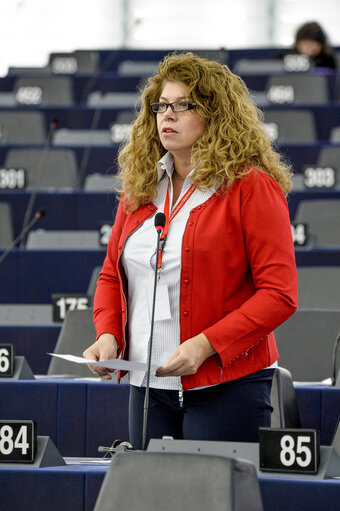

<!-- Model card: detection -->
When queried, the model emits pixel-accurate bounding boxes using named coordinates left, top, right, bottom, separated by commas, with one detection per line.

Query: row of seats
left=1, top=265, right=339, bottom=319
left=2, top=72, right=340, bottom=107
left=2, top=143, right=340, bottom=189
left=47, top=306, right=340, bottom=383
left=1, top=197, right=340, bottom=250
left=2, top=103, right=340, bottom=145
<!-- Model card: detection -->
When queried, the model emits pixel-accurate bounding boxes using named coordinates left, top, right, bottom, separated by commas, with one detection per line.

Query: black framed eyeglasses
left=150, top=101, right=197, bottom=113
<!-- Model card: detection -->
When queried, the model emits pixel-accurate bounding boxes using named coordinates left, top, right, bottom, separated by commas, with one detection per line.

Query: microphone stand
left=0, top=210, right=45, bottom=265
left=142, top=215, right=165, bottom=450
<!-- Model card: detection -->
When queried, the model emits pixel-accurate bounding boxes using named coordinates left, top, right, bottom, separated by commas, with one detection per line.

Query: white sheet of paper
left=47, top=353, right=158, bottom=373
left=147, top=282, right=172, bottom=321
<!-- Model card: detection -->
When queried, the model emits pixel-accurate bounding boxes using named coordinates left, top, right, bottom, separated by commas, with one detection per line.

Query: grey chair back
left=317, top=146, right=340, bottom=173
left=263, top=109, right=316, bottom=143
left=297, top=267, right=340, bottom=309
left=94, top=451, right=263, bottom=511
left=49, top=50, right=99, bottom=75
left=274, top=309, right=340, bottom=381
left=14, top=77, right=73, bottom=106
left=47, top=308, right=96, bottom=377
left=266, top=73, right=329, bottom=104
left=0, top=111, right=45, bottom=144
left=329, top=126, right=340, bottom=143
left=270, top=367, right=301, bottom=428
left=294, top=199, right=340, bottom=247
left=5, top=148, right=78, bottom=190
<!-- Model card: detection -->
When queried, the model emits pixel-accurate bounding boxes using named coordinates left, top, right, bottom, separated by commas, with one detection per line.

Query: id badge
left=147, top=282, right=172, bottom=321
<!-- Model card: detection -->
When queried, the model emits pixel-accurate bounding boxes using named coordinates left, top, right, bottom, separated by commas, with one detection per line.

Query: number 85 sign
left=259, top=428, right=320, bottom=474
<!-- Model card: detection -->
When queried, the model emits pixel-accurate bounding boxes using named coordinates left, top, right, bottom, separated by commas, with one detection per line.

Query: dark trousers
left=129, top=368, right=274, bottom=450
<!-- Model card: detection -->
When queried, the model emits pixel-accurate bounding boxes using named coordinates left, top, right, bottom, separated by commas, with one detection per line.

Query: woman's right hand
left=83, top=333, right=119, bottom=380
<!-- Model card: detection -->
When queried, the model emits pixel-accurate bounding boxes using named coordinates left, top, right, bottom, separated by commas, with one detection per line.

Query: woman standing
left=83, top=52, right=298, bottom=450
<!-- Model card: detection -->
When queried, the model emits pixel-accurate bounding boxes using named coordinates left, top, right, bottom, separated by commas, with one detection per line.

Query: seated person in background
left=287, top=21, right=336, bottom=70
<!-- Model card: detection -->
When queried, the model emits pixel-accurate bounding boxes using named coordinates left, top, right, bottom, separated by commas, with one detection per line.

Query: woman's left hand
left=156, top=333, right=216, bottom=377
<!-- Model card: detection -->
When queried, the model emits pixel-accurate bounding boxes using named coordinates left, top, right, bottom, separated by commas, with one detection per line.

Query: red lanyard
left=157, top=179, right=196, bottom=271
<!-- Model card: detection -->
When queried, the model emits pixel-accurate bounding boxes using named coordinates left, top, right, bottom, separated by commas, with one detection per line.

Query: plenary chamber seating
left=0, top=111, right=46, bottom=144
left=274, top=309, right=340, bottom=382
left=94, top=451, right=263, bottom=511
left=297, top=266, right=340, bottom=309
left=4, top=148, right=78, bottom=189
left=330, top=126, right=340, bottom=143
left=294, top=199, right=340, bottom=247
left=13, top=76, right=74, bottom=106
left=48, top=50, right=100, bottom=75
left=263, top=109, right=316, bottom=143
left=265, top=73, right=330, bottom=105
left=317, top=145, right=340, bottom=173
left=47, top=308, right=96, bottom=377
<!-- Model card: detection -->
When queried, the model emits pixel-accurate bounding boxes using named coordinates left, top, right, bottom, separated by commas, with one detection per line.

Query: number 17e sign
left=259, top=428, right=320, bottom=474
left=52, top=294, right=90, bottom=322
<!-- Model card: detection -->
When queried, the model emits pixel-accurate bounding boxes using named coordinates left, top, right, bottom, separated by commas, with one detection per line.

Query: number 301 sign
left=259, top=428, right=320, bottom=474
left=0, top=421, right=36, bottom=463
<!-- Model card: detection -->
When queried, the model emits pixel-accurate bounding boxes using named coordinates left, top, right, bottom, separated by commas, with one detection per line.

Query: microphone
left=142, top=212, right=166, bottom=450
left=154, top=212, right=166, bottom=233
left=0, top=209, right=46, bottom=265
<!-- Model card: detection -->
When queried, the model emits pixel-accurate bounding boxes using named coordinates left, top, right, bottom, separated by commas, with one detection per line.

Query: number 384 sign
left=259, top=428, right=320, bottom=474
left=0, top=420, right=36, bottom=463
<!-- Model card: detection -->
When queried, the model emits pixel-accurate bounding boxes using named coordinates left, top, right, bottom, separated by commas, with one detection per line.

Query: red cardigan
left=93, top=169, right=298, bottom=390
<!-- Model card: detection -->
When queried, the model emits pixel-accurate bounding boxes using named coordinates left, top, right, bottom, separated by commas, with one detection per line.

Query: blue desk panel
left=0, top=381, right=130, bottom=457
left=295, top=386, right=340, bottom=446
left=0, top=462, right=340, bottom=511
left=85, top=383, right=130, bottom=456
left=259, top=476, right=340, bottom=511
left=0, top=326, right=60, bottom=373
left=0, top=190, right=119, bottom=238
left=0, top=250, right=106, bottom=303
left=1, top=187, right=340, bottom=240
left=1, top=247, right=340, bottom=303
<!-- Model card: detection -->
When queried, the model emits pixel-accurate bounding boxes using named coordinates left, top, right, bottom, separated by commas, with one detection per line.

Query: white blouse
left=121, top=152, right=215, bottom=389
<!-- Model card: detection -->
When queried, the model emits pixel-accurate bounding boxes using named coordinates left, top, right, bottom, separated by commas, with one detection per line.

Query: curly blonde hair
left=118, top=52, right=292, bottom=210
